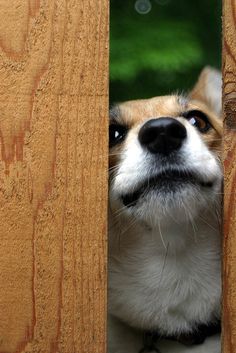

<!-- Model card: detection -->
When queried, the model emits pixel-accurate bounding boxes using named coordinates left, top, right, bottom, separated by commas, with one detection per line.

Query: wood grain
left=223, top=0, right=236, bottom=352
left=0, top=1, right=108, bottom=352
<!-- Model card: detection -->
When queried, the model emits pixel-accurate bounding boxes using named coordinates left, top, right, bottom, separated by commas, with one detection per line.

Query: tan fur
left=110, top=94, right=222, bottom=167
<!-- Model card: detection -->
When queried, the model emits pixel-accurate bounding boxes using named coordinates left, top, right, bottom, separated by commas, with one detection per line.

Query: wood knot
left=224, top=99, right=236, bottom=130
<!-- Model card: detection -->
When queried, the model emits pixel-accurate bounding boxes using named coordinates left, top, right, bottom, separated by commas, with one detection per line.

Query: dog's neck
left=109, top=207, right=221, bottom=256
left=109, top=206, right=221, bottom=335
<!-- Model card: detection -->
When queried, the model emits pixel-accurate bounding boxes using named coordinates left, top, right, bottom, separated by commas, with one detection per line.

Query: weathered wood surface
left=223, top=0, right=236, bottom=352
left=0, top=1, right=108, bottom=352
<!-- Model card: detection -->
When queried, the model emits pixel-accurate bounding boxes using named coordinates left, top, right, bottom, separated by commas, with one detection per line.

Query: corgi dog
left=108, top=67, right=222, bottom=353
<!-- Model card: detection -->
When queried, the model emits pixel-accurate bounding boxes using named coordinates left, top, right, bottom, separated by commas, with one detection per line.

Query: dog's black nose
left=138, top=118, right=187, bottom=155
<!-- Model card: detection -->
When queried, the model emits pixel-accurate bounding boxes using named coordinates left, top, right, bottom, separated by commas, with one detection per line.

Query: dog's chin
left=115, top=172, right=219, bottom=226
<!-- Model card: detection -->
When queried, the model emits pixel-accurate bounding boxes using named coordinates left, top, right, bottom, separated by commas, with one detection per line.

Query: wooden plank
left=223, top=0, right=236, bottom=352
left=0, top=1, right=108, bottom=353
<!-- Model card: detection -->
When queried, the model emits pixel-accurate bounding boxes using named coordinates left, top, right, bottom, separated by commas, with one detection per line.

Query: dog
left=108, top=67, right=222, bottom=353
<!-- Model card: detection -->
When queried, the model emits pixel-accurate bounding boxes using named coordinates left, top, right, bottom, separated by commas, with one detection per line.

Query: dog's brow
left=177, top=95, right=189, bottom=109
left=109, top=106, right=121, bottom=121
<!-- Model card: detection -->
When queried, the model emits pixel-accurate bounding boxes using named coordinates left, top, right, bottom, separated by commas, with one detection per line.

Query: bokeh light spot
left=135, top=0, right=152, bottom=14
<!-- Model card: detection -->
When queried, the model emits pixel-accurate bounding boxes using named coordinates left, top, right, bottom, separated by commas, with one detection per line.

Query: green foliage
left=111, top=22, right=203, bottom=80
left=110, top=0, right=221, bottom=103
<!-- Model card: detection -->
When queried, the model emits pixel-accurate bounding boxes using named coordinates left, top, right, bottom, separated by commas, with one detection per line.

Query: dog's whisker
left=157, top=219, right=167, bottom=250
left=159, top=243, right=170, bottom=286
left=109, top=152, right=124, bottom=157
left=182, top=200, right=199, bottom=243
left=109, top=165, right=120, bottom=172
left=120, top=219, right=138, bottom=235
left=198, top=215, right=219, bottom=231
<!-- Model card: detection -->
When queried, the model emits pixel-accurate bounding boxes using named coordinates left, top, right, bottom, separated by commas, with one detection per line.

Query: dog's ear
left=189, top=66, right=222, bottom=116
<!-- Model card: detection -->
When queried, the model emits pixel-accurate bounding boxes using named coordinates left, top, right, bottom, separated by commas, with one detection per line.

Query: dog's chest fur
left=109, top=217, right=221, bottom=336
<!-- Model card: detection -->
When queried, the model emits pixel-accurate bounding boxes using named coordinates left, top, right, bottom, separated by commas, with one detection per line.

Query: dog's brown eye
left=185, top=110, right=211, bottom=133
left=109, top=124, right=127, bottom=147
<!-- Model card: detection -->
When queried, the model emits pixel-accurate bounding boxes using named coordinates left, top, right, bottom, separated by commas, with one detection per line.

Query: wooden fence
left=223, top=1, right=236, bottom=352
left=0, top=0, right=235, bottom=352
left=0, top=1, right=108, bottom=353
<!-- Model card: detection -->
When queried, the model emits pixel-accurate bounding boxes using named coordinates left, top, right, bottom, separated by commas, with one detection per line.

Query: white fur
left=109, top=72, right=222, bottom=353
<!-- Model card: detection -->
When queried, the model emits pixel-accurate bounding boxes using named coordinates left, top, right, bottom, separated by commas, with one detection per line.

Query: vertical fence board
left=0, top=1, right=108, bottom=353
left=223, top=0, right=236, bottom=352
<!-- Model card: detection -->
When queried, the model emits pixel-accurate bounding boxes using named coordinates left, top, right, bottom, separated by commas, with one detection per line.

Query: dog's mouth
left=121, top=169, right=214, bottom=207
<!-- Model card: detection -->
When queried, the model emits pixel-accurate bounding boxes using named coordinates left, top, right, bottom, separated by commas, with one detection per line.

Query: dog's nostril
left=138, top=117, right=187, bottom=155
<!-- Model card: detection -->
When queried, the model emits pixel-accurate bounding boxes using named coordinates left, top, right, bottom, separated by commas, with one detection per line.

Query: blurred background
left=110, top=0, right=221, bottom=103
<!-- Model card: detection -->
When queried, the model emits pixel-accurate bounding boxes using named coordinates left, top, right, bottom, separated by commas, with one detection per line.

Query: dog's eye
left=185, top=110, right=211, bottom=133
left=109, top=124, right=127, bottom=147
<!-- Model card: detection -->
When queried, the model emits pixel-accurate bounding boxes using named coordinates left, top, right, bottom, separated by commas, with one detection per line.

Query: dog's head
left=109, top=67, right=222, bottom=228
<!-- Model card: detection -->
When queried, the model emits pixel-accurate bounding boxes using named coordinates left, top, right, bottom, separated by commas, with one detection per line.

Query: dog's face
left=109, top=68, right=222, bottom=228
